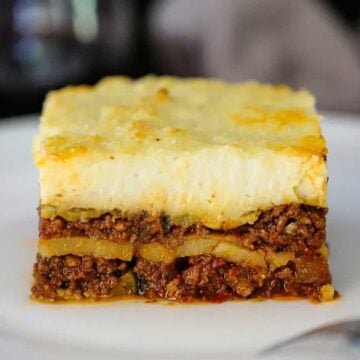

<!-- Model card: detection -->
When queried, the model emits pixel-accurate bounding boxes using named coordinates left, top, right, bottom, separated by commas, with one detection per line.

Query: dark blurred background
left=0, top=0, right=359, bottom=119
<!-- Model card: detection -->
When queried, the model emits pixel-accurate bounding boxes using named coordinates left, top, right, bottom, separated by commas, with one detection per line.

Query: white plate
left=0, top=113, right=359, bottom=359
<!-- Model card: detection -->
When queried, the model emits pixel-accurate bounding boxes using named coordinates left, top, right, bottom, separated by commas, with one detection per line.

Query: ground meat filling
left=32, top=253, right=331, bottom=302
left=135, top=254, right=330, bottom=301
left=32, top=254, right=129, bottom=300
left=39, top=205, right=326, bottom=252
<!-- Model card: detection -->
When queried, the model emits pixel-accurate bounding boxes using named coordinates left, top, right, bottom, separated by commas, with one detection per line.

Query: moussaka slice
left=32, top=76, right=335, bottom=302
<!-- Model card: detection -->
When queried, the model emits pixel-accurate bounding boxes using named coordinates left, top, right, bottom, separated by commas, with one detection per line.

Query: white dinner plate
left=0, top=113, right=359, bottom=359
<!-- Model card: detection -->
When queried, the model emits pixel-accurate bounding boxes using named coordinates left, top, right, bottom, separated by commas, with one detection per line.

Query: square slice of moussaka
left=32, top=76, right=335, bottom=302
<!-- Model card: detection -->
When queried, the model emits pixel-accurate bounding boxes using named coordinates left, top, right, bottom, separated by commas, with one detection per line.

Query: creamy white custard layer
left=34, top=76, right=327, bottom=229
left=38, top=147, right=326, bottom=228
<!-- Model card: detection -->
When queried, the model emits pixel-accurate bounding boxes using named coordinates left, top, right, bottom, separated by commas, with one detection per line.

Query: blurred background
left=0, top=0, right=359, bottom=119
